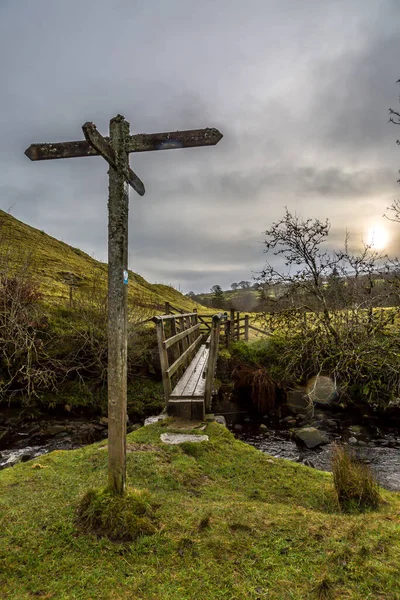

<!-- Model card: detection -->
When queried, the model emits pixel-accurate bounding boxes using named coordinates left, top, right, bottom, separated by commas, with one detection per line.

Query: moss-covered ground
left=1, top=420, right=399, bottom=599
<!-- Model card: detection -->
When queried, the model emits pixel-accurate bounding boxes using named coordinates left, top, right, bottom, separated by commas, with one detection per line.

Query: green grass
left=1, top=421, right=400, bottom=599
left=0, top=210, right=204, bottom=312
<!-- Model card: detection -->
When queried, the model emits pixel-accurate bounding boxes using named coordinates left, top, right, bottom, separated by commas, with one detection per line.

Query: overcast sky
left=1, top=0, right=400, bottom=293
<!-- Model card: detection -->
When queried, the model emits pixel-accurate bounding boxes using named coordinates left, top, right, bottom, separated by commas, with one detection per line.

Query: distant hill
left=0, top=210, right=203, bottom=313
left=194, top=288, right=261, bottom=312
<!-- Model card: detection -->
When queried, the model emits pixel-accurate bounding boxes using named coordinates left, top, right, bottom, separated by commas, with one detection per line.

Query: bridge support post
left=205, top=314, right=222, bottom=412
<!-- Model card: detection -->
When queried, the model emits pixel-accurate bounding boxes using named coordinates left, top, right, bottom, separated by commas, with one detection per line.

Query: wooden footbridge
left=153, top=303, right=269, bottom=420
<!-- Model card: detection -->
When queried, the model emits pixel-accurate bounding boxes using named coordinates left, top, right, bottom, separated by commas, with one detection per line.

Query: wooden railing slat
left=166, top=335, right=203, bottom=378
left=153, top=312, right=197, bottom=321
left=155, top=318, right=172, bottom=402
left=163, top=324, right=200, bottom=349
left=248, top=324, right=270, bottom=335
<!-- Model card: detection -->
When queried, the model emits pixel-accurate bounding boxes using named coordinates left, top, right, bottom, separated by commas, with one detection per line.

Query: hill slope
left=0, top=210, right=202, bottom=312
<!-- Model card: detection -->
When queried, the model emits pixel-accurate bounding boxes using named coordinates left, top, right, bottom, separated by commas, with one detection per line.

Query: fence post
left=165, top=302, right=171, bottom=315
left=225, top=318, right=231, bottom=347
left=169, top=316, right=180, bottom=375
left=236, top=312, right=240, bottom=340
left=244, top=314, right=249, bottom=341
left=205, top=314, right=222, bottom=412
left=154, top=317, right=171, bottom=404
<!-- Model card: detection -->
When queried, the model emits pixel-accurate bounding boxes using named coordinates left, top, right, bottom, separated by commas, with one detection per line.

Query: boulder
left=284, top=389, right=314, bottom=418
left=348, top=425, right=363, bottom=435
left=44, top=425, right=66, bottom=436
left=214, top=415, right=227, bottom=427
left=294, top=427, right=328, bottom=449
left=20, top=453, right=34, bottom=463
left=322, top=418, right=339, bottom=430
left=259, top=423, right=268, bottom=432
left=306, top=375, right=338, bottom=405
left=128, top=423, right=142, bottom=432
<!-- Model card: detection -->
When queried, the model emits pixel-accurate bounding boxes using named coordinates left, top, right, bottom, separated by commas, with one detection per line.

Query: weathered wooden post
left=244, top=314, right=249, bottom=341
left=204, top=314, right=222, bottom=412
left=106, top=116, right=130, bottom=493
left=225, top=318, right=231, bottom=347
left=165, top=302, right=171, bottom=315
left=229, top=308, right=235, bottom=340
left=154, top=317, right=171, bottom=405
left=236, top=312, right=240, bottom=340
left=25, top=117, right=223, bottom=495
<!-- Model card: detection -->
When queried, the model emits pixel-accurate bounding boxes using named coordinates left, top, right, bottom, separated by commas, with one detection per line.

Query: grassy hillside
left=0, top=420, right=399, bottom=599
left=0, top=210, right=203, bottom=313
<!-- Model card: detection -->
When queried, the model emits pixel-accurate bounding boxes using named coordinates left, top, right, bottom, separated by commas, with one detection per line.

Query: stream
left=1, top=407, right=399, bottom=492
left=223, top=408, right=400, bottom=491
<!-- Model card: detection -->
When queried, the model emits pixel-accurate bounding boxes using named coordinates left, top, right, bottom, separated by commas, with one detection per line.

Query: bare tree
left=257, top=209, right=400, bottom=407
left=386, top=80, right=400, bottom=222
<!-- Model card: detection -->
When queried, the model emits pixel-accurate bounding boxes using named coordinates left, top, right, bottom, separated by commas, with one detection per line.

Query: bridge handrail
left=153, top=311, right=225, bottom=415
left=154, top=312, right=198, bottom=321
left=153, top=311, right=202, bottom=403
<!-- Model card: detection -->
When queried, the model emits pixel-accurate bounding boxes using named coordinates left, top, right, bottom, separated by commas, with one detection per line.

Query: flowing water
left=233, top=424, right=400, bottom=491
left=216, top=389, right=400, bottom=491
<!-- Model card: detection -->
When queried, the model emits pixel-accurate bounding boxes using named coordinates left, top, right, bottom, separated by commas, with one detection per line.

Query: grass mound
left=0, top=421, right=399, bottom=599
left=77, top=486, right=157, bottom=541
left=331, top=443, right=381, bottom=512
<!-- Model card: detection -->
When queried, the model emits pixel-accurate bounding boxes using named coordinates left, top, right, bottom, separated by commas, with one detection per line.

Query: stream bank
left=214, top=393, right=400, bottom=491
left=1, top=398, right=400, bottom=493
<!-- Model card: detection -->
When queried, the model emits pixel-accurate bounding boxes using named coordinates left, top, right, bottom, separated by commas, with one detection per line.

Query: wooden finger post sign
left=25, top=115, right=223, bottom=493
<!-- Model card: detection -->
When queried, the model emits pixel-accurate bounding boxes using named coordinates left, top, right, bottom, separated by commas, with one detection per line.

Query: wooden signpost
left=25, top=115, right=223, bottom=494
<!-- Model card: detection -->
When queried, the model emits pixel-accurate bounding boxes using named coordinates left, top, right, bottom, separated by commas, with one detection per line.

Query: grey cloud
left=1, top=0, right=399, bottom=293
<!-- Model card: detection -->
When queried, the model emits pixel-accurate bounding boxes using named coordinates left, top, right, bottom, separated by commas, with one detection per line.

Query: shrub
left=0, top=274, right=57, bottom=402
left=127, top=378, right=164, bottom=421
left=76, top=486, right=158, bottom=541
left=331, top=444, right=381, bottom=512
left=229, top=339, right=285, bottom=412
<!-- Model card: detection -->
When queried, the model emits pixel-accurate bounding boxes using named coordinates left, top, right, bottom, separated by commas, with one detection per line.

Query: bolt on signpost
left=25, top=115, right=223, bottom=494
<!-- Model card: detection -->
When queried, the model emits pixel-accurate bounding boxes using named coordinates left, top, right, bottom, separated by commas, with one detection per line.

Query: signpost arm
left=107, top=115, right=130, bottom=495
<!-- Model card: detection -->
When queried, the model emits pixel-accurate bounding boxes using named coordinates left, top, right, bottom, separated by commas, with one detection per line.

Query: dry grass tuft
left=331, top=443, right=381, bottom=512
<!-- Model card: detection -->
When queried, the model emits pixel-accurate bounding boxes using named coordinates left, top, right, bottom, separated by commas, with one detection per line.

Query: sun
left=366, top=224, right=389, bottom=250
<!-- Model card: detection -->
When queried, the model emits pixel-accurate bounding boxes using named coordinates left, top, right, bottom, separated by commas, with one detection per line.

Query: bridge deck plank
left=170, top=345, right=209, bottom=399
